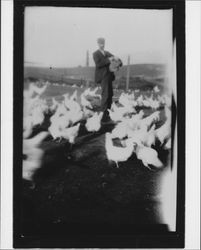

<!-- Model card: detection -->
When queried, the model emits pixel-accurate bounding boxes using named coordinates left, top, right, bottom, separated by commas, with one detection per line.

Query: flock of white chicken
left=105, top=87, right=171, bottom=169
left=23, top=81, right=172, bottom=179
left=105, top=104, right=171, bottom=169
left=23, top=83, right=102, bottom=141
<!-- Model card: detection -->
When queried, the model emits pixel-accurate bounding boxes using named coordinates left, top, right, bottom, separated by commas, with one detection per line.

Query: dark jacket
left=93, top=50, right=115, bottom=84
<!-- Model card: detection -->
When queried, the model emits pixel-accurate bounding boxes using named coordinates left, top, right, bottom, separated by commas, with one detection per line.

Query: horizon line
left=24, top=62, right=166, bottom=68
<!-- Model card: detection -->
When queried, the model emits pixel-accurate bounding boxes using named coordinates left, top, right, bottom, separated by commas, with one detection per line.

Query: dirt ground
left=20, top=106, right=170, bottom=246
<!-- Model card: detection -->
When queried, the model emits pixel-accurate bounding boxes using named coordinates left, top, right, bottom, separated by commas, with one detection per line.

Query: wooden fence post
left=126, top=55, right=130, bottom=91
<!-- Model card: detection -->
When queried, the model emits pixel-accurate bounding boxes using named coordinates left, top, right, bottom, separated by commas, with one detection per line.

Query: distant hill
left=24, top=64, right=165, bottom=81
left=24, top=64, right=167, bottom=90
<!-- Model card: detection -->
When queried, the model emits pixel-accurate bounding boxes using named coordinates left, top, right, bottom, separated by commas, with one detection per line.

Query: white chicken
left=108, top=108, right=124, bottom=123
left=82, top=88, right=90, bottom=96
left=154, top=100, right=171, bottom=145
left=163, top=94, right=172, bottom=108
left=69, top=109, right=84, bottom=125
left=125, top=125, right=155, bottom=147
left=126, top=110, right=144, bottom=130
left=164, top=105, right=171, bottom=122
left=144, top=94, right=160, bottom=109
left=150, top=99, right=160, bottom=110
left=67, top=99, right=81, bottom=113
left=49, top=112, right=70, bottom=141
left=127, top=92, right=135, bottom=101
left=39, top=99, right=49, bottom=114
left=164, top=138, right=171, bottom=150
left=142, top=98, right=151, bottom=108
left=112, top=101, right=135, bottom=116
left=50, top=112, right=70, bottom=131
left=69, top=89, right=78, bottom=102
left=49, top=108, right=71, bottom=141
left=58, top=115, right=71, bottom=130
left=119, top=92, right=132, bottom=107
left=24, top=87, right=35, bottom=100
left=53, top=102, right=68, bottom=118
left=23, top=131, right=49, bottom=181
left=48, top=123, right=63, bottom=141
left=83, top=106, right=95, bottom=119
left=157, top=95, right=166, bottom=106
left=23, top=115, right=33, bottom=139
left=80, top=92, right=93, bottom=109
left=85, top=112, right=103, bottom=132
left=29, top=82, right=48, bottom=96
left=126, top=92, right=137, bottom=106
left=126, top=125, right=148, bottom=145
left=139, top=111, right=160, bottom=130
left=31, top=106, right=45, bottom=127
left=23, top=95, right=40, bottom=116
left=63, top=93, right=70, bottom=102
left=50, top=97, right=59, bottom=113
left=144, top=124, right=156, bottom=147
left=84, top=87, right=101, bottom=99
left=153, top=85, right=160, bottom=93
left=136, top=95, right=144, bottom=106
left=60, top=123, right=80, bottom=144
left=105, top=132, right=134, bottom=168
left=135, top=144, right=163, bottom=169
left=111, top=120, right=128, bottom=139
left=63, top=92, right=81, bottom=113
left=155, top=120, right=171, bottom=145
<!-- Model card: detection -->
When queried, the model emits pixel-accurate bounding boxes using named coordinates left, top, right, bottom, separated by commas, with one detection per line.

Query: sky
left=24, top=7, right=173, bottom=68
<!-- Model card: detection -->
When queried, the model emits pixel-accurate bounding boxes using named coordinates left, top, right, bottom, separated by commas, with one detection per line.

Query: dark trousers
left=100, top=74, right=113, bottom=120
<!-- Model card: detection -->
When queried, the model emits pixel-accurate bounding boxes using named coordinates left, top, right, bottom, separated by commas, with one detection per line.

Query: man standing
left=93, top=37, right=121, bottom=122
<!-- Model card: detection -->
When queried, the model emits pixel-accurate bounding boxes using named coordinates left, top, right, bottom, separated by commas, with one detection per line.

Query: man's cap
left=97, top=37, right=105, bottom=44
